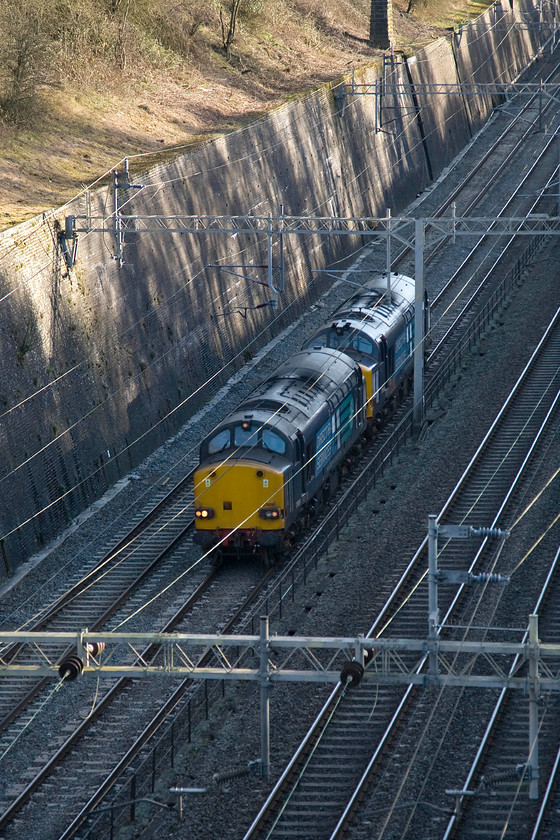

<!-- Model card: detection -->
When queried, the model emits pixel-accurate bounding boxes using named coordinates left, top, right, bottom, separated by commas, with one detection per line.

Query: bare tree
left=220, top=0, right=242, bottom=58
left=114, top=0, right=132, bottom=70
left=0, top=1, right=49, bottom=123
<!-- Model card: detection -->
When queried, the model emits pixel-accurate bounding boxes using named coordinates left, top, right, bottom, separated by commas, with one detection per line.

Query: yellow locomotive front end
left=194, top=459, right=286, bottom=553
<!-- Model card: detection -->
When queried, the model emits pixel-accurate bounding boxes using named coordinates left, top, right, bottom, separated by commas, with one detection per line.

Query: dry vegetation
left=0, top=0, right=489, bottom=230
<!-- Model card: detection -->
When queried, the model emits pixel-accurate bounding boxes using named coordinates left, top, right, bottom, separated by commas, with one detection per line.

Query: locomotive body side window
left=394, top=327, right=409, bottom=371
left=407, top=320, right=414, bottom=354
left=208, top=429, right=231, bottom=454
left=338, top=393, right=355, bottom=443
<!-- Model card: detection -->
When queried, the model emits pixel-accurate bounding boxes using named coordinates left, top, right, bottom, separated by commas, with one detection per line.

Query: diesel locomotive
left=193, top=272, right=423, bottom=560
left=302, top=272, right=418, bottom=423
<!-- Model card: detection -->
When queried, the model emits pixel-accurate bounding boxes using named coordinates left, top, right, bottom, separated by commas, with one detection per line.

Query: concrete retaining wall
left=0, top=0, right=553, bottom=574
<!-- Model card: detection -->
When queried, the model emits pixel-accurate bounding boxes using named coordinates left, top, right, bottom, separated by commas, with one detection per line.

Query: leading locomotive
left=193, top=272, right=424, bottom=561
left=193, top=347, right=367, bottom=561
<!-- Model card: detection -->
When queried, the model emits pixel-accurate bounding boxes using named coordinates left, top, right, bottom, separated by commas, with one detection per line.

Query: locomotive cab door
left=378, top=335, right=388, bottom=389
left=372, top=367, right=380, bottom=407
left=290, top=432, right=304, bottom=507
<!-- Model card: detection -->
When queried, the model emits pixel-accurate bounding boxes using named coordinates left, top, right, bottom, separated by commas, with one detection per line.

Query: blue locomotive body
left=302, top=273, right=420, bottom=421
left=194, top=347, right=367, bottom=557
left=194, top=273, right=426, bottom=559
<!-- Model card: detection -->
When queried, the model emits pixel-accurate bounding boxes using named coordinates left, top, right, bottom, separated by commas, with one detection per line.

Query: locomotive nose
left=194, top=462, right=285, bottom=542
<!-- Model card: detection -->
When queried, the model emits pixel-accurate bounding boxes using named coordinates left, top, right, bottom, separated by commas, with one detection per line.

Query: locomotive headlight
left=195, top=507, right=215, bottom=519
left=259, top=507, right=281, bottom=521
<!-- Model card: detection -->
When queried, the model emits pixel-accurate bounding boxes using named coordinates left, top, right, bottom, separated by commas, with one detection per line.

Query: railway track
left=242, top=306, right=560, bottom=839
left=0, top=471, right=198, bottom=735
left=440, top=544, right=560, bottom=840
left=0, top=559, right=278, bottom=840
left=2, top=39, right=560, bottom=840
left=390, top=58, right=560, bottom=274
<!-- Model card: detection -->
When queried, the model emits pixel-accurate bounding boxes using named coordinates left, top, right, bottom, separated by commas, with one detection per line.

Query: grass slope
left=0, top=0, right=488, bottom=230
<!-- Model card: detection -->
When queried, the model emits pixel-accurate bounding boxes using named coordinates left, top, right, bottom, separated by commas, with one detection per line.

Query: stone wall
left=0, top=0, right=553, bottom=574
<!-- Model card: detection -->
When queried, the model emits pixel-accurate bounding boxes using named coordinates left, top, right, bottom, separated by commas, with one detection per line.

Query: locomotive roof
left=301, top=273, right=415, bottom=359
left=229, top=347, right=360, bottom=428
left=335, top=273, right=414, bottom=329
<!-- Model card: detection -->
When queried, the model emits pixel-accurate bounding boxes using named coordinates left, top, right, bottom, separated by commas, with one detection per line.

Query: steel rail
left=388, top=62, right=560, bottom=275
left=329, top=309, right=560, bottom=840
left=426, top=146, right=558, bottom=365
left=3, top=46, right=560, bottom=840
left=334, top=307, right=560, bottom=837
left=57, top=564, right=278, bottom=840
left=49, top=201, right=558, bottom=840
left=0, top=567, right=218, bottom=833
left=239, top=184, right=559, bottom=650
left=3, top=29, right=554, bottom=673
left=242, top=305, right=560, bottom=840
left=441, top=545, right=560, bottom=840
left=50, top=142, right=560, bottom=840
left=68, top=57, right=560, bottom=840
left=0, top=469, right=197, bottom=736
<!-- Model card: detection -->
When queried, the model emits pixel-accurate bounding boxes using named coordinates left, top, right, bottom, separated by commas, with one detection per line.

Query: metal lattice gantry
left=0, top=617, right=558, bottom=785
left=60, top=202, right=560, bottom=430
left=1, top=611, right=559, bottom=786
left=61, top=207, right=560, bottom=287
left=2, top=520, right=555, bottom=785
left=63, top=209, right=560, bottom=240
left=2, top=622, right=559, bottom=689
left=340, top=75, right=560, bottom=132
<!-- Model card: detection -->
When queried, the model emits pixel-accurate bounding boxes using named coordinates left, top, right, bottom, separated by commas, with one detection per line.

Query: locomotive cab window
left=207, top=429, right=231, bottom=454
left=233, top=423, right=288, bottom=455
left=234, top=423, right=259, bottom=447
left=262, top=429, right=286, bottom=454
left=327, top=330, right=376, bottom=358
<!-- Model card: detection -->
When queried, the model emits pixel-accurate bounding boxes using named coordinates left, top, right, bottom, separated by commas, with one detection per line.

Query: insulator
left=471, top=527, right=510, bottom=539
left=479, top=764, right=527, bottom=790
left=85, top=642, right=106, bottom=657
left=364, top=648, right=377, bottom=666
left=471, top=573, right=510, bottom=584
left=58, top=654, right=84, bottom=681
left=213, top=767, right=251, bottom=784
left=340, top=660, right=364, bottom=687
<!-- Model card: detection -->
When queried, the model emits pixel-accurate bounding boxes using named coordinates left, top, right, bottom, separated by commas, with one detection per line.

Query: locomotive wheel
left=209, top=547, right=223, bottom=570
left=260, top=546, right=283, bottom=568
